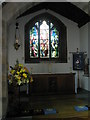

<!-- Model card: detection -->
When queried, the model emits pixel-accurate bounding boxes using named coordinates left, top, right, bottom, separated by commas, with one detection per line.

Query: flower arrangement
left=8, top=60, right=33, bottom=86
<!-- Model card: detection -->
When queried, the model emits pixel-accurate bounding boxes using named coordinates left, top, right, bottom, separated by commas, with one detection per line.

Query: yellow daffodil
left=19, top=64, right=23, bottom=67
left=17, top=71, right=20, bottom=75
left=23, top=73, right=27, bottom=78
left=10, top=70, right=15, bottom=74
left=23, top=69, right=25, bottom=72
left=8, top=61, right=33, bottom=86
left=20, top=69, right=23, bottom=73
left=15, top=75, right=21, bottom=80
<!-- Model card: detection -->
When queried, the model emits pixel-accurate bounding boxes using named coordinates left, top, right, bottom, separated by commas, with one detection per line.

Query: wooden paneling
left=31, top=73, right=75, bottom=95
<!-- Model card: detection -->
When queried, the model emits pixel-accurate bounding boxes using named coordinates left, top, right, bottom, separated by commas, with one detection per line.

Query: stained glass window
left=51, top=27, right=59, bottom=58
left=30, top=23, right=38, bottom=58
left=29, top=20, right=59, bottom=59
left=25, top=13, right=67, bottom=63
left=40, top=21, right=49, bottom=58
left=50, top=22, right=53, bottom=29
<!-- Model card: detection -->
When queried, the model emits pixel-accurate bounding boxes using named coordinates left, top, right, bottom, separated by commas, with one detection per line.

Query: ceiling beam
left=16, top=2, right=90, bottom=27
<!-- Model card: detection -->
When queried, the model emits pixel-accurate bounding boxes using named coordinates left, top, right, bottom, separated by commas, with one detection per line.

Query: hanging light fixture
left=14, top=22, right=20, bottom=50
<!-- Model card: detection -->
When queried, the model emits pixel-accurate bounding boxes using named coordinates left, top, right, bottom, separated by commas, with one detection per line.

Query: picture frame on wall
left=73, top=52, right=84, bottom=70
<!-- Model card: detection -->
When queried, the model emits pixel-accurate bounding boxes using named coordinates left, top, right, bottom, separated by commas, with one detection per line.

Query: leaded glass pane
left=50, top=22, right=53, bottom=29
left=51, top=28, right=59, bottom=58
left=30, top=24, right=38, bottom=58
left=40, top=21, right=49, bottom=58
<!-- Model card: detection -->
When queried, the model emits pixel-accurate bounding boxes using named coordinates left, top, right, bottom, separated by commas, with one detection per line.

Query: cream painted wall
left=80, top=23, right=89, bottom=91
left=8, top=9, right=80, bottom=75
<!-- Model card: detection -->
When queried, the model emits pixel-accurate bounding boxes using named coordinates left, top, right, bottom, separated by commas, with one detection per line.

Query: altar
left=30, top=73, right=76, bottom=95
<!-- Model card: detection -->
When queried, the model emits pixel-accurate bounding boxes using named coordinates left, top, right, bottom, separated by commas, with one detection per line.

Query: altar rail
left=30, top=73, right=75, bottom=95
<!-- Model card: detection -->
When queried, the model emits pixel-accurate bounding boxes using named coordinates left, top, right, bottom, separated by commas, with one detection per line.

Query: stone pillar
left=2, top=20, right=8, bottom=118
left=0, top=4, right=2, bottom=119
left=88, top=1, right=90, bottom=119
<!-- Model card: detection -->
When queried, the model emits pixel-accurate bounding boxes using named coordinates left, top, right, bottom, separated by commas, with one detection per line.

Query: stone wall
left=2, top=20, right=8, bottom=119
left=0, top=5, right=2, bottom=119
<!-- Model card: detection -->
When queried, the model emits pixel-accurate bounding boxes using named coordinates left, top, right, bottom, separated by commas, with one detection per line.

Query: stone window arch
left=25, top=13, right=67, bottom=63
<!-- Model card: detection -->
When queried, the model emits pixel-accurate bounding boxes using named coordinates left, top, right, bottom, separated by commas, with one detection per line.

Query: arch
left=25, top=12, right=67, bottom=63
